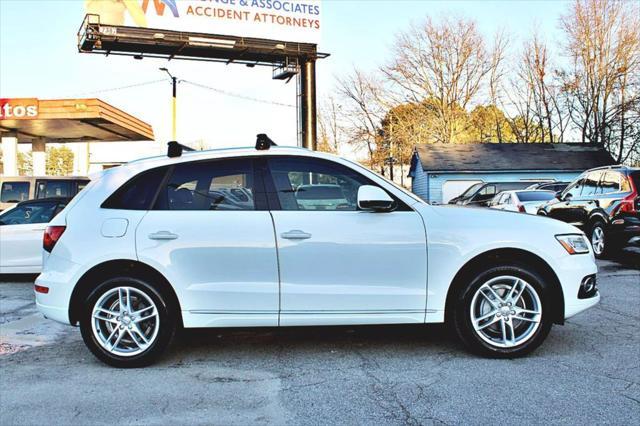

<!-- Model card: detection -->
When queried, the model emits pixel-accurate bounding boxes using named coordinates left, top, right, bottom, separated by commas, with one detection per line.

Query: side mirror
left=563, top=192, right=573, bottom=201
left=357, top=185, right=394, bottom=212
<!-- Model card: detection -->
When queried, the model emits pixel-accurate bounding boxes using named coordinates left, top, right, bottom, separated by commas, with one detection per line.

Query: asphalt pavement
left=0, top=249, right=638, bottom=425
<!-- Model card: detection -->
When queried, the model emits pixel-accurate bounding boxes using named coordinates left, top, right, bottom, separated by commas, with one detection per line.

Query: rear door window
left=1, top=182, right=30, bottom=203
left=599, top=171, right=621, bottom=194
left=156, top=159, right=257, bottom=211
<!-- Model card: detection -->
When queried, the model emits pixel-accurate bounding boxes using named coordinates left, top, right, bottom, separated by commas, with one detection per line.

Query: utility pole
left=159, top=67, right=178, bottom=140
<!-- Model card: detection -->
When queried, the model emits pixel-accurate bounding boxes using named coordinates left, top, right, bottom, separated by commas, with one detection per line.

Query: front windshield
left=459, top=183, right=484, bottom=198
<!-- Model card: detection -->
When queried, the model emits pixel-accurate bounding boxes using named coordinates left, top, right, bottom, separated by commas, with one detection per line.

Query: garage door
left=442, top=180, right=483, bottom=203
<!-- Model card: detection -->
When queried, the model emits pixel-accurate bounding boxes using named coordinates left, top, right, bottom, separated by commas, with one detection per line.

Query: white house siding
left=412, top=171, right=582, bottom=204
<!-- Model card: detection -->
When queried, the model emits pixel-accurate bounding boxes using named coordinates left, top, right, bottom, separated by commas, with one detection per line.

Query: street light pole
left=159, top=67, right=177, bottom=140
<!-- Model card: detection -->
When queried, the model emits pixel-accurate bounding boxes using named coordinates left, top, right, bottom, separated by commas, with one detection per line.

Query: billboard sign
left=0, top=99, right=39, bottom=120
left=84, top=0, right=322, bottom=44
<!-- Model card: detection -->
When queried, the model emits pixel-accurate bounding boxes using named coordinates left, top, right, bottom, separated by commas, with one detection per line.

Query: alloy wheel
left=591, top=226, right=605, bottom=255
left=91, top=286, right=160, bottom=357
left=469, top=276, right=542, bottom=348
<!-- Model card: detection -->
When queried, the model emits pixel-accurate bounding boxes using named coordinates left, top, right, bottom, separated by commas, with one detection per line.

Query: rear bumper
left=609, top=214, right=640, bottom=243
left=34, top=254, right=83, bottom=325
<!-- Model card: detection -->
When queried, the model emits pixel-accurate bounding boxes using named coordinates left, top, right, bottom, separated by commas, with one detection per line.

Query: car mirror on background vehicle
left=357, top=185, right=394, bottom=212
left=562, top=192, right=573, bottom=201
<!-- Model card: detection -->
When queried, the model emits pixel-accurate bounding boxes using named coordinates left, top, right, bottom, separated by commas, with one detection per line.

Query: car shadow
left=0, top=274, right=39, bottom=283
left=604, top=246, right=640, bottom=270
left=173, top=323, right=458, bottom=354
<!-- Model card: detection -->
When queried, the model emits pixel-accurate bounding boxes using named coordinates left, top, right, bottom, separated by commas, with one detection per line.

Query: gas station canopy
left=0, top=98, right=154, bottom=142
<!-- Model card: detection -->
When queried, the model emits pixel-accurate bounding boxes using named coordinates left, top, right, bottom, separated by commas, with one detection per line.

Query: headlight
left=556, top=234, right=590, bottom=254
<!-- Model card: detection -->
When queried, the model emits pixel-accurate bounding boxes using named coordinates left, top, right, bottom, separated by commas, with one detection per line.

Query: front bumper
left=34, top=254, right=83, bottom=325
left=554, top=252, right=600, bottom=320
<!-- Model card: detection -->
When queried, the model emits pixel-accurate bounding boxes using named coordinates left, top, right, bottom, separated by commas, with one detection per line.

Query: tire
left=79, top=276, right=176, bottom=368
left=589, top=220, right=615, bottom=259
left=452, top=264, right=553, bottom=358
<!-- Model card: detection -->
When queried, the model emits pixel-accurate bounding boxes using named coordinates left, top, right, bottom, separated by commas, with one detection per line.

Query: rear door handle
left=149, top=231, right=178, bottom=240
left=281, top=230, right=312, bottom=240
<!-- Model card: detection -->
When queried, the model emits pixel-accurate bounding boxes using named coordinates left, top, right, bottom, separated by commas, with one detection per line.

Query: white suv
left=35, top=139, right=600, bottom=367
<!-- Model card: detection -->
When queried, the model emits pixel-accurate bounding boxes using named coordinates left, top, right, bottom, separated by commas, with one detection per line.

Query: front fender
left=416, top=204, right=587, bottom=322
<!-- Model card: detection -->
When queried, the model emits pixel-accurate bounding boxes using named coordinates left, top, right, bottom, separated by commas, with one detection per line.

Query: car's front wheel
left=452, top=265, right=553, bottom=358
left=79, top=277, right=176, bottom=367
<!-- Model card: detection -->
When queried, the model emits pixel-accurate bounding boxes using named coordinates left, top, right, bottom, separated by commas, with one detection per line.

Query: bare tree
left=519, top=31, right=571, bottom=142
left=317, top=96, right=342, bottom=154
left=504, top=69, right=540, bottom=143
left=383, top=15, right=493, bottom=143
left=488, top=29, right=509, bottom=142
left=336, top=69, right=387, bottom=171
left=560, top=0, right=640, bottom=162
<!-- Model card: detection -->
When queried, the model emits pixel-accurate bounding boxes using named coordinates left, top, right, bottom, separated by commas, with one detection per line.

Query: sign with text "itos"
left=0, top=99, right=39, bottom=120
left=85, top=0, right=322, bottom=44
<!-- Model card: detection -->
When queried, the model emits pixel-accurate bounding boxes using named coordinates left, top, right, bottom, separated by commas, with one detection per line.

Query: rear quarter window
left=102, top=167, right=168, bottom=210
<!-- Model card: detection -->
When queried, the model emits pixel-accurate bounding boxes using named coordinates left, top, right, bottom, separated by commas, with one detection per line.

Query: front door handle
left=281, top=230, right=312, bottom=240
left=149, top=231, right=178, bottom=240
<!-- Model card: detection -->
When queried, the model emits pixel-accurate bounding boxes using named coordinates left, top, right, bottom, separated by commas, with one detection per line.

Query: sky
left=0, top=0, right=571, bottom=160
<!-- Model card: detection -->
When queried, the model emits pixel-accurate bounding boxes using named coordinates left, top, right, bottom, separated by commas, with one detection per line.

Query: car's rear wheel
left=590, top=221, right=607, bottom=258
left=589, top=220, right=620, bottom=259
left=79, top=277, right=176, bottom=368
left=452, top=265, right=553, bottom=358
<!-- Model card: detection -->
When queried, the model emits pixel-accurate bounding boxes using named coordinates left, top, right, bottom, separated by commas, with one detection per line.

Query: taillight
left=34, top=285, right=49, bottom=294
left=613, top=175, right=638, bottom=215
left=617, top=199, right=636, bottom=214
left=43, top=226, right=66, bottom=253
left=518, top=204, right=526, bottom=213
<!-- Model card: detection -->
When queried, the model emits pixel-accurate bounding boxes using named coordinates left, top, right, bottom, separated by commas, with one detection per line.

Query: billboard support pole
left=299, top=59, right=317, bottom=150
left=171, top=76, right=177, bottom=141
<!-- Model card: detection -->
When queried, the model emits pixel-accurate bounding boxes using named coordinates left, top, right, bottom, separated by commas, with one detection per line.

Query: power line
left=67, top=78, right=296, bottom=108
left=182, top=80, right=296, bottom=108
left=69, top=79, right=166, bottom=97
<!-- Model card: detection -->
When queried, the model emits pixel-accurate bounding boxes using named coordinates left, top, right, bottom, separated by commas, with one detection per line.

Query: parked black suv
left=449, top=181, right=541, bottom=207
left=537, top=166, right=639, bottom=258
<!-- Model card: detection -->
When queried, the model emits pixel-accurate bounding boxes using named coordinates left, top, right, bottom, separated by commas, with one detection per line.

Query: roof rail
left=590, top=164, right=624, bottom=171
left=256, top=133, right=277, bottom=150
left=167, top=141, right=195, bottom=158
